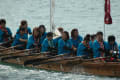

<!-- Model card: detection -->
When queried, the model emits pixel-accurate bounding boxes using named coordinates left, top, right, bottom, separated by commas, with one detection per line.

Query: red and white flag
left=104, top=0, right=112, bottom=24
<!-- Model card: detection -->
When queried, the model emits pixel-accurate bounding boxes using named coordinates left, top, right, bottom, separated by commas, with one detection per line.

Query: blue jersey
left=0, top=27, right=12, bottom=43
left=77, top=43, right=89, bottom=56
left=105, top=42, right=118, bottom=51
left=93, top=40, right=107, bottom=58
left=12, top=33, right=28, bottom=49
left=58, top=39, right=72, bottom=55
left=54, top=37, right=61, bottom=47
left=119, top=45, right=120, bottom=59
left=26, top=35, right=42, bottom=49
left=39, top=32, right=47, bottom=44
left=41, top=38, right=55, bottom=52
left=70, top=35, right=83, bottom=48
left=89, top=40, right=94, bottom=49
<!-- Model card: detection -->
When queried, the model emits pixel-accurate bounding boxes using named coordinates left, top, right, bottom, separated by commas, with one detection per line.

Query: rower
left=16, top=20, right=32, bottom=36
left=89, top=34, right=96, bottom=49
left=58, top=31, right=72, bottom=55
left=38, top=25, right=47, bottom=45
left=89, top=34, right=96, bottom=58
left=93, top=31, right=107, bottom=58
left=0, top=19, right=12, bottom=47
left=77, top=34, right=92, bottom=59
left=70, top=29, right=83, bottom=54
left=12, top=28, right=28, bottom=50
left=54, top=27, right=64, bottom=47
left=105, top=35, right=119, bottom=61
left=41, top=32, right=57, bottom=54
left=26, top=27, right=41, bottom=49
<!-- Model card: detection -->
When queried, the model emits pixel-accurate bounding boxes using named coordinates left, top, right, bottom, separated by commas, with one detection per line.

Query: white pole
left=50, top=0, right=55, bottom=32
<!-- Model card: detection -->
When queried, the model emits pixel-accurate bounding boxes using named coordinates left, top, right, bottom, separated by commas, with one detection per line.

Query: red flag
left=104, top=0, right=112, bottom=24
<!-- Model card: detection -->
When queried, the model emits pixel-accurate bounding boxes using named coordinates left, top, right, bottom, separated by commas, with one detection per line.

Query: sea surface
left=0, top=0, right=120, bottom=80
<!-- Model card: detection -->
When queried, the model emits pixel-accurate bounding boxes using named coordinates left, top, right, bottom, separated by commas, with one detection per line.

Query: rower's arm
left=19, top=38, right=27, bottom=43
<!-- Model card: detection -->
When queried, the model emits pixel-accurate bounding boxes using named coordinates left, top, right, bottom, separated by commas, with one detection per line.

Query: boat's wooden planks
left=3, top=54, right=46, bottom=65
left=27, top=57, right=120, bottom=77
left=1, top=48, right=120, bottom=77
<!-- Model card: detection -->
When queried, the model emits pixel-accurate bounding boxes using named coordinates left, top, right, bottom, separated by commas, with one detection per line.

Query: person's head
left=108, top=35, right=116, bottom=45
left=39, top=25, right=46, bottom=34
left=0, top=19, right=6, bottom=28
left=33, top=27, right=39, bottom=37
left=62, top=31, right=69, bottom=41
left=20, top=20, right=28, bottom=28
left=91, top=34, right=96, bottom=41
left=47, top=32, right=53, bottom=40
left=58, top=27, right=64, bottom=34
left=19, top=28, right=25, bottom=35
left=96, top=31, right=103, bottom=41
left=71, top=29, right=79, bottom=38
left=84, top=34, right=91, bottom=42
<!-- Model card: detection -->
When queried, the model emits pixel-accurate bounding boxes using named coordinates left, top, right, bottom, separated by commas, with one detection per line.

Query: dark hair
left=96, top=31, right=103, bottom=36
left=58, top=27, right=63, bottom=32
left=33, top=27, right=39, bottom=35
left=0, top=19, right=6, bottom=25
left=21, top=20, right=27, bottom=26
left=108, top=35, right=115, bottom=42
left=91, top=34, right=96, bottom=40
left=84, top=34, right=90, bottom=41
left=63, top=31, right=69, bottom=40
left=39, top=25, right=46, bottom=32
left=47, top=32, right=53, bottom=37
left=71, top=28, right=78, bottom=38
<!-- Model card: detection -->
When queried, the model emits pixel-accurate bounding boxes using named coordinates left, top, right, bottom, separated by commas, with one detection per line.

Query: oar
left=32, top=56, right=84, bottom=66
left=24, top=53, right=73, bottom=66
left=80, top=57, right=106, bottom=63
left=0, top=39, right=13, bottom=46
left=0, top=48, right=41, bottom=61
left=0, top=46, right=6, bottom=49
left=0, top=48, right=35, bottom=56
left=0, top=44, right=24, bottom=52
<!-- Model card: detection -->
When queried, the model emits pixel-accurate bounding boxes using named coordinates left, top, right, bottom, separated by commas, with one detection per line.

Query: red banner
left=104, top=0, right=112, bottom=24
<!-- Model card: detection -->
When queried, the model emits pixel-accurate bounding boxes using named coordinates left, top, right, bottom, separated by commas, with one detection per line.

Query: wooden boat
left=28, top=57, right=120, bottom=77
left=0, top=48, right=120, bottom=77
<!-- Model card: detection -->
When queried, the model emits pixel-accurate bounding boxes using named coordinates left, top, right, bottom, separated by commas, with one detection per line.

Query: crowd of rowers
left=0, top=19, right=119, bottom=61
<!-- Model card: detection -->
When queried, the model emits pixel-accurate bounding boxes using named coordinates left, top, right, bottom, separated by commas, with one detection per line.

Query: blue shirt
left=12, top=33, right=28, bottom=49
left=119, top=45, right=120, bottom=59
left=89, top=40, right=94, bottom=49
left=70, top=35, right=83, bottom=48
left=93, top=40, right=107, bottom=58
left=58, top=39, right=72, bottom=55
left=105, top=42, right=118, bottom=51
left=41, top=38, right=55, bottom=52
left=40, top=32, right=47, bottom=44
left=77, top=43, right=89, bottom=56
left=26, top=35, right=42, bottom=49
left=0, top=27, right=12, bottom=43
left=54, top=37, right=61, bottom=47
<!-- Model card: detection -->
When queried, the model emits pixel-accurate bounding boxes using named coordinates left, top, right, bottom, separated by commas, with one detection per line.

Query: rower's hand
left=73, top=47, right=77, bottom=51
left=99, top=48, right=105, bottom=52
left=109, top=50, right=113, bottom=54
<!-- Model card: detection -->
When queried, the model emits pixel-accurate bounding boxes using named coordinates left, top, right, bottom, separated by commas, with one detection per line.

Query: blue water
left=0, top=0, right=120, bottom=80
